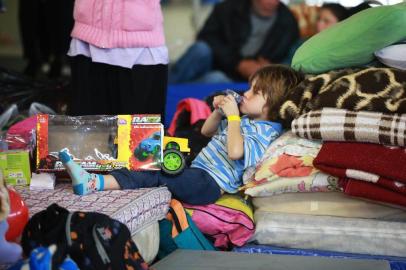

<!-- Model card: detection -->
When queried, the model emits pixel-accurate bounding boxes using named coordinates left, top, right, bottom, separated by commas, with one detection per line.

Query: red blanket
left=340, top=178, right=406, bottom=207
left=314, top=142, right=406, bottom=184
left=315, top=142, right=406, bottom=207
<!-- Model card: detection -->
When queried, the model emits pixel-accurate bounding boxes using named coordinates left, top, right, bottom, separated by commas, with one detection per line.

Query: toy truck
left=133, top=133, right=190, bottom=175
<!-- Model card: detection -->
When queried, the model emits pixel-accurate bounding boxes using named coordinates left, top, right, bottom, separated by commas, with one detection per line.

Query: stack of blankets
left=241, top=67, right=406, bottom=258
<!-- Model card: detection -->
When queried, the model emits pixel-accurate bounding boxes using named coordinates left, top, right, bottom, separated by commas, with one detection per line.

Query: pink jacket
left=71, top=0, right=165, bottom=49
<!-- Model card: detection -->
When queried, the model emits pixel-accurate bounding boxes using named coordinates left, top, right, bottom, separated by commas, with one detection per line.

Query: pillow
left=241, top=131, right=340, bottom=197
left=292, top=3, right=406, bottom=74
left=375, top=43, right=406, bottom=70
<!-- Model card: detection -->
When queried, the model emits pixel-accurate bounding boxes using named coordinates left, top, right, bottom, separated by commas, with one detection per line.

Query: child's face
left=240, top=82, right=269, bottom=120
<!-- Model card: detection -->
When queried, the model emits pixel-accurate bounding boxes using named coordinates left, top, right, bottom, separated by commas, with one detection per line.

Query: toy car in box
left=36, top=114, right=164, bottom=172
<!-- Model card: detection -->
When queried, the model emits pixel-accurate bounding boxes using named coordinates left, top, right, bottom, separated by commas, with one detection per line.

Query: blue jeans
left=169, top=41, right=232, bottom=84
left=110, top=167, right=222, bottom=205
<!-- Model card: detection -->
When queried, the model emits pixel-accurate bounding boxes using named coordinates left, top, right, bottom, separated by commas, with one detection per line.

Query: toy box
left=0, top=150, right=31, bottom=185
left=36, top=114, right=164, bottom=172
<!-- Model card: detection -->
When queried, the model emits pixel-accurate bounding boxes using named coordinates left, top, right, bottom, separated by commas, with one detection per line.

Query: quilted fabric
left=14, top=184, right=171, bottom=235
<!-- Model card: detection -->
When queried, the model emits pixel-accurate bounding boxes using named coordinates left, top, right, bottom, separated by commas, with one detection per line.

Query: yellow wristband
left=227, top=115, right=241, bottom=122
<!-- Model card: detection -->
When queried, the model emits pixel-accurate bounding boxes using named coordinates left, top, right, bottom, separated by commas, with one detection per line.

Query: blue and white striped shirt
left=191, top=116, right=282, bottom=193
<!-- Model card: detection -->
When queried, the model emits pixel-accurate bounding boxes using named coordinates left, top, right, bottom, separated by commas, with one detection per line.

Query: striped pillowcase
left=291, top=108, right=406, bottom=147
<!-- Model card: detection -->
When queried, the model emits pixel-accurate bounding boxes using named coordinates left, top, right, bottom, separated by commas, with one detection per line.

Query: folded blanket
left=244, top=173, right=339, bottom=197
left=278, top=67, right=406, bottom=127
left=314, top=142, right=406, bottom=184
left=292, top=108, right=406, bottom=147
left=341, top=178, right=406, bottom=207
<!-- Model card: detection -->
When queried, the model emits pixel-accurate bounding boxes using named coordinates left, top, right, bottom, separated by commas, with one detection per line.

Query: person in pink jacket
left=68, top=0, right=168, bottom=120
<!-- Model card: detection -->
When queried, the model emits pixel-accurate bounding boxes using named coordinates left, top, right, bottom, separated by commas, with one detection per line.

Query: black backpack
left=21, top=203, right=149, bottom=270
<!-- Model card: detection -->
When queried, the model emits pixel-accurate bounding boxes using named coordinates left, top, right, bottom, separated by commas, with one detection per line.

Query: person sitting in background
left=316, top=3, right=350, bottom=33
left=283, top=2, right=374, bottom=65
left=169, top=0, right=299, bottom=84
left=19, top=0, right=74, bottom=78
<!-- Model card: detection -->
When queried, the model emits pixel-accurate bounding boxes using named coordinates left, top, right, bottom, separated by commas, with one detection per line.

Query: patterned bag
left=21, top=203, right=149, bottom=270
left=184, top=194, right=255, bottom=249
left=157, top=199, right=215, bottom=259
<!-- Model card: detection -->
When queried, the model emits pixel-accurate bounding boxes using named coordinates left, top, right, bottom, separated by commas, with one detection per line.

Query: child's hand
left=212, top=95, right=226, bottom=110
left=219, top=94, right=240, bottom=116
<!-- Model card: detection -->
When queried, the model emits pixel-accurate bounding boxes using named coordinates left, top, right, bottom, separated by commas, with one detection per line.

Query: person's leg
left=69, top=55, right=113, bottom=115
left=19, top=0, right=42, bottom=77
left=110, top=168, right=222, bottom=205
left=194, top=70, right=233, bottom=84
left=168, top=41, right=213, bottom=84
left=117, top=64, right=168, bottom=122
left=48, top=0, right=74, bottom=78
left=60, top=149, right=221, bottom=204
left=59, top=151, right=105, bottom=195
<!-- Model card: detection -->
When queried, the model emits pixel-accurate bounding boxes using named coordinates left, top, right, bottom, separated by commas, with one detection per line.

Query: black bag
left=21, top=203, right=149, bottom=270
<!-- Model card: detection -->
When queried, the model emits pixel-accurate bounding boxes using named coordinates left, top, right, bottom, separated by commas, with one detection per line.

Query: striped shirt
left=191, top=116, right=282, bottom=193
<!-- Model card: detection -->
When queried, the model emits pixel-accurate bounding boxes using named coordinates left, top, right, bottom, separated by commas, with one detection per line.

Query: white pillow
left=375, top=43, right=406, bottom=70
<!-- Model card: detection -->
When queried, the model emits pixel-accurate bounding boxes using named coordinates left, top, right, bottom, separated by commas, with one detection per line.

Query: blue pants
left=110, top=168, right=222, bottom=205
left=169, top=41, right=232, bottom=84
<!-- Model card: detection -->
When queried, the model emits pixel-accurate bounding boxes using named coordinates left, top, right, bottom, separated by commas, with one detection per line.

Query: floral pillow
left=242, top=131, right=339, bottom=197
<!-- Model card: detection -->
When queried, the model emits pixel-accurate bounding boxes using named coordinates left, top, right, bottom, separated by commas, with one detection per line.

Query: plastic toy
left=133, top=131, right=162, bottom=161
left=37, top=114, right=163, bottom=172
left=6, top=188, right=29, bottom=241
left=133, top=133, right=190, bottom=175
left=162, top=136, right=190, bottom=175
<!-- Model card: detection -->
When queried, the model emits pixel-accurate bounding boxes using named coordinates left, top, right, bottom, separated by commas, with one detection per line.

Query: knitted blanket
left=340, top=179, right=406, bottom=207
left=314, top=141, right=406, bottom=207
left=314, top=142, right=406, bottom=184
left=278, top=67, right=406, bottom=127
left=291, top=108, right=406, bottom=147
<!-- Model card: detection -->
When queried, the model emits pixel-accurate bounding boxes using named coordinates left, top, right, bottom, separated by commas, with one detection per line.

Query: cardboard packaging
left=36, top=114, right=163, bottom=172
left=0, top=150, right=31, bottom=185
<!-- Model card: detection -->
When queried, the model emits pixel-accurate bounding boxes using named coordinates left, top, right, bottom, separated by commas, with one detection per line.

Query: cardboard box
left=36, top=114, right=164, bottom=172
left=0, top=150, right=31, bottom=185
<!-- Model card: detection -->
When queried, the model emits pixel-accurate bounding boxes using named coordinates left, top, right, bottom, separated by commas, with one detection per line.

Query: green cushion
left=292, top=3, right=406, bottom=74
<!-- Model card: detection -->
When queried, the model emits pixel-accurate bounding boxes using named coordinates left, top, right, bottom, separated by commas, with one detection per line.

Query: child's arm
left=220, top=95, right=244, bottom=160
left=201, top=95, right=225, bottom=137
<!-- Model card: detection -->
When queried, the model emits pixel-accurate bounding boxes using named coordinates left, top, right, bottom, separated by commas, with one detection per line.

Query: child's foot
left=58, top=151, right=104, bottom=195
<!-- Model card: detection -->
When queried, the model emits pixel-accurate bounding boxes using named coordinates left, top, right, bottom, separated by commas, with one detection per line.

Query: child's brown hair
left=249, top=64, right=304, bottom=121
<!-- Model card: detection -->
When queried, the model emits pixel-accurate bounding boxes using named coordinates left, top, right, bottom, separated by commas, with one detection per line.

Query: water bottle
left=218, top=89, right=243, bottom=116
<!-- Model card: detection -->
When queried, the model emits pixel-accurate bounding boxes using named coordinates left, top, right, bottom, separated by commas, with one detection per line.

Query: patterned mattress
left=14, top=183, right=171, bottom=236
